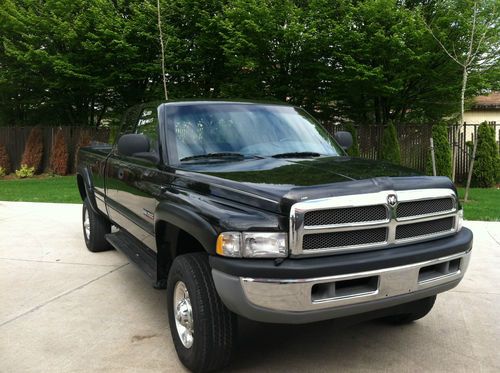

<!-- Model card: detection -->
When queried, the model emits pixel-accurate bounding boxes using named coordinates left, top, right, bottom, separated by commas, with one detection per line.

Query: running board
left=106, top=231, right=157, bottom=283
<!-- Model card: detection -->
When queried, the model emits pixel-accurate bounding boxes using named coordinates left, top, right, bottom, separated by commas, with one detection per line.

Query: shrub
left=0, top=166, right=6, bottom=177
left=471, top=122, right=500, bottom=187
left=50, top=129, right=69, bottom=175
left=15, top=164, right=35, bottom=178
left=379, top=121, right=401, bottom=164
left=21, top=127, right=44, bottom=173
left=345, top=123, right=360, bottom=157
left=74, top=130, right=92, bottom=171
left=426, top=123, right=451, bottom=178
left=0, top=144, right=11, bottom=174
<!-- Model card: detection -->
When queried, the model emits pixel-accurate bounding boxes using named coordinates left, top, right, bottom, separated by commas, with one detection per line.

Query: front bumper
left=211, top=229, right=473, bottom=324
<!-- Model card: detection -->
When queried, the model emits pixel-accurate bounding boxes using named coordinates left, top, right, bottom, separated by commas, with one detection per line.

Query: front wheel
left=82, top=198, right=112, bottom=252
left=382, top=295, right=436, bottom=324
left=167, top=253, right=237, bottom=372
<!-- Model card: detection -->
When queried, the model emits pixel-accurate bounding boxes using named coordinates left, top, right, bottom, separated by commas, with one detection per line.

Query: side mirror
left=117, top=134, right=150, bottom=156
left=334, top=131, right=353, bottom=151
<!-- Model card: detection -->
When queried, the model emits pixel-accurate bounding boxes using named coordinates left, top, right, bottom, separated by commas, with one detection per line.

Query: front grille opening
left=303, top=228, right=387, bottom=250
left=304, top=205, right=388, bottom=226
left=418, top=258, right=461, bottom=283
left=311, top=276, right=379, bottom=302
left=395, top=217, right=454, bottom=240
left=397, top=198, right=454, bottom=218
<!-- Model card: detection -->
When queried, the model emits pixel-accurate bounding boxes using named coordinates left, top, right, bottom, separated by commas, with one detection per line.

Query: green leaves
left=0, top=0, right=497, bottom=127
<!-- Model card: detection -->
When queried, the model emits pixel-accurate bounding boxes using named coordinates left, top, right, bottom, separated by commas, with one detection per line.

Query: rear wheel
left=167, top=253, right=237, bottom=372
left=82, top=198, right=112, bottom=252
left=382, top=295, right=436, bottom=324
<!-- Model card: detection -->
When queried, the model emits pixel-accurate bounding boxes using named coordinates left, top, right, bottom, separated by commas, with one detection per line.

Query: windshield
left=166, top=103, right=343, bottom=162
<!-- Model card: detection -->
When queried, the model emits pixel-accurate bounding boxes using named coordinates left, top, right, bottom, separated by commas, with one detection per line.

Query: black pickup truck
left=77, top=101, right=472, bottom=372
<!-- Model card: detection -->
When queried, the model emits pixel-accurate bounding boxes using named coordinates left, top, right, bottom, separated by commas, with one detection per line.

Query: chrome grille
left=396, top=217, right=455, bottom=240
left=290, top=189, right=459, bottom=257
left=396, top=198, right=454, bottom=218
left=303, top=228, right=387, bottom=250
left=304, top=205, right=388, bottom=226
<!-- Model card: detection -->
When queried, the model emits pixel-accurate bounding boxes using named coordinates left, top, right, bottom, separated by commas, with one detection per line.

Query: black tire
left=382, top=295, right=437, bottom=324
left=167, top=253, right=237, bottom=373
left=82, top=198, right=112, bottom=252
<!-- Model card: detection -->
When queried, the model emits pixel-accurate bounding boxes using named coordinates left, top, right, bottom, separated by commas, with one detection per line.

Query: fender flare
left=155, top=202, right=218, bottom=255
left=76, top=166, right=99, bottom=214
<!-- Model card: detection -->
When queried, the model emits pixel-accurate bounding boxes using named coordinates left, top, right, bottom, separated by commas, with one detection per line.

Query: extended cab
left=77, top=101, right=472, bottom=372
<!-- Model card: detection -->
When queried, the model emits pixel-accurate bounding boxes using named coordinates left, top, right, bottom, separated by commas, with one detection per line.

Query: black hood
left=174, top=156, right=454, bottom=213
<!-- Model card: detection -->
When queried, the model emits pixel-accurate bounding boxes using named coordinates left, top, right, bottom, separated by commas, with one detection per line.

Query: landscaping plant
left=74, top=130, right=92, bottom=171
left=0, top=144, right=11, bottom=174
left=471, top=122, right=500, bottom=187
left=427, top=123, right=451, bottom=178
left=15, top=164, right=35, bottom=178
left=345, top=123, right=360, bottom=157
left=50, top=128, right=69, bottom=175
left=20, top=127, right=44, bottom=173
left=0, top=166, right=6, bottom=177
left=380, top=121, right=401, bottom=164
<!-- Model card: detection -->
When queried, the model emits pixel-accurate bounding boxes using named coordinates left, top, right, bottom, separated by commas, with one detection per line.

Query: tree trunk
left=452, top=67, right=468, bottom=182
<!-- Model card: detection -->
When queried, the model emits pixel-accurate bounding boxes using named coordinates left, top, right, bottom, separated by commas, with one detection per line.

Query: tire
left=82, top=198, right=112, bottom=252
left=382, top=295, right=437, bottom=324
left=167, top=253, right=237, bottom=372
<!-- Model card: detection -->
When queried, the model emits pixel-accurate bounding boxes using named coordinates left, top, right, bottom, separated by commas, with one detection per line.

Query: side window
left=136, top=107, right=159, bottom=153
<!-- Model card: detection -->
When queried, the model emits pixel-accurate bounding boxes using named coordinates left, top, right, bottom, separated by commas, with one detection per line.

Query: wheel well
left=77, top=174, right=86, bottom=201
left=155, top=221, right=206, bottom=282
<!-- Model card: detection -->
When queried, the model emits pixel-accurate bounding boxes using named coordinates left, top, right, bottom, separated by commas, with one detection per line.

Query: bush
left=50, top=129, right=69, bottom=175
left=15, top=164, right=35, bottom=178
left=21, top=127, right=44, bottom=173
left=426, top=123, right=451, bottom=178
left=74, top=130, right=92, bottom=171
left=379, top=121, right=401, bottom=164
left=345, top=123, right=360, bottom=157
left=471, top=122, right=500, bottom=187
left=0, top=144, right=11, bottom=174
left=0, top=166, right=6, bottom=177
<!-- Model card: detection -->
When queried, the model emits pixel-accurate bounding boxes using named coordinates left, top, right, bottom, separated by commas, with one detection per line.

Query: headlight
left=216, top=232, right=288, bottom=258
left=457, top=209, right=464, bottom=231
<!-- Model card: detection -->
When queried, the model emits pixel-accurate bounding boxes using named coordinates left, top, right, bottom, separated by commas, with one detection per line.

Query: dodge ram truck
left=77, top=101, right=473, bottom=372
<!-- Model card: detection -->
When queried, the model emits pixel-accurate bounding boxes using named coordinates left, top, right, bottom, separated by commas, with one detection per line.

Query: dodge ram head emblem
left=387, top=194, right=398, bottom=207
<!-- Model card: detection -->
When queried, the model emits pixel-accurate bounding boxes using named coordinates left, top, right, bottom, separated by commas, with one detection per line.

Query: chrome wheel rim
left=83, top=208, right=90, bottom=239
left=173, top=281, right=194, bottom=348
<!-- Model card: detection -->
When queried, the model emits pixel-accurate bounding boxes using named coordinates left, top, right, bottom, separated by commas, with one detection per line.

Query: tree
left=427, top=123, right=452, bottom=177
left=20, top=126, right=43, bottom=173
left=471, top=122, right=500, bottom=187
left=380, top=121, right=401, bottom=164
left=0, top=0, right=160, bottom=126
left=50, top=129, right=69, bottom=175
left=424, top=0, right=500, bottom=181
left=345, top=123, right=361, bottom=157
left=0, top=144, right=11, bottom=174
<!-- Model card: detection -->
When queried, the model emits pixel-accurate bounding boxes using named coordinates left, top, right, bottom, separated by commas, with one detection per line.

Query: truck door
left=105, top=106, right=165, bottom=251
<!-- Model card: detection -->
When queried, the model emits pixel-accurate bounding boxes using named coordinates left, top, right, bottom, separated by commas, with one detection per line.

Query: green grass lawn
left=0, top=176, right=498, bottom=221
left=0, top=176, right=81, bottom=203
left=457, top=187, right=500, bottom=222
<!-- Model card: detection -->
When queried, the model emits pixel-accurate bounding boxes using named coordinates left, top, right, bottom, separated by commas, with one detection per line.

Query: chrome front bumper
left=212, top=250, right=471, bottom=323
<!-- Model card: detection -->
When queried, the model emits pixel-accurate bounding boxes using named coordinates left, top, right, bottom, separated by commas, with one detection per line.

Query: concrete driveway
left=0, top=201, right=499, bottom=373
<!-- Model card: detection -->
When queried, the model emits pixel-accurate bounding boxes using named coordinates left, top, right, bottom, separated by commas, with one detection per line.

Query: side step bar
left=106, top=231, right=157, bottom=283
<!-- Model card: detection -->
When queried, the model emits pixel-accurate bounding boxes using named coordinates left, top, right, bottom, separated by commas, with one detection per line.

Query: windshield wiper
left=180, top=152, right=247, bottom=162
left=271, top=151, right=322, bottom=158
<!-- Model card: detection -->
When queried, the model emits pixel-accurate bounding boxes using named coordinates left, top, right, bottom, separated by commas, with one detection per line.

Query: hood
left=174, top=156, right=454, bottom=213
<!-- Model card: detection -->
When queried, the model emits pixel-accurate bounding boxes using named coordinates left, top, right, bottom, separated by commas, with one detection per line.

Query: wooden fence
left=0, top=123, right=498, bottom=180
left=0, top=127, right=109, bottom=174
left=324, top=122, right=499, bottom=182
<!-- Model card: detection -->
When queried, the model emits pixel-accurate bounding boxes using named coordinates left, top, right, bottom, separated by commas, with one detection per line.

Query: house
left=462, top=91, right=500, bottom=141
